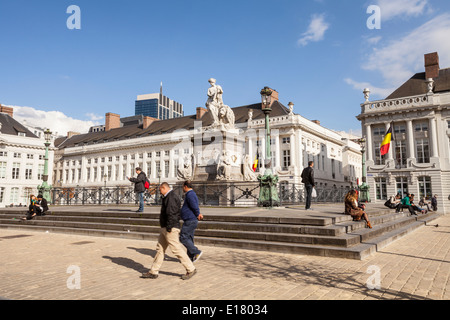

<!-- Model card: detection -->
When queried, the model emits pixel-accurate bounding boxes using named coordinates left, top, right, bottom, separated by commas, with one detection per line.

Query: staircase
left=0, top=206, right=441, bottom=260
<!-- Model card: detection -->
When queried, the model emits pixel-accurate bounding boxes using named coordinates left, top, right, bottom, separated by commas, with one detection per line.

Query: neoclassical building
left=53, top=85, right=362, bottom=193
left=0, top=106, right=54, bottom=207
left=357, top=52, right=450, bottom=214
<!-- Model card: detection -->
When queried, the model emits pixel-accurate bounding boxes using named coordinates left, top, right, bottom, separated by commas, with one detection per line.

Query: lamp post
left=358, top=137, right=370, bottom=203
left=38, top=129, right=52, bottom=203
left=257, top=87, right=280, bottom=208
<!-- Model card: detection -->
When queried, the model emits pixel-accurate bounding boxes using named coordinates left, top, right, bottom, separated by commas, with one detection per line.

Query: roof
left=0, top=113, right=39, bottom=138
left=57, top=101, right=290, bottom=149
left=386, top=68, right=450, bottom=99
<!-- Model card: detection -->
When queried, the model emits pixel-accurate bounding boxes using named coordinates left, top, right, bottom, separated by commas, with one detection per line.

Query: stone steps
left=0, top=208, right=441, bottom=260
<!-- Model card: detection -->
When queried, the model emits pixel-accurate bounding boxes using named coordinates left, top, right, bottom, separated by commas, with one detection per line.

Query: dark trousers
left=180, top=219, right=201, bottom=259
left=396, top=204, right=416, bottom=215
left=305, top=184, right=313, bottom=209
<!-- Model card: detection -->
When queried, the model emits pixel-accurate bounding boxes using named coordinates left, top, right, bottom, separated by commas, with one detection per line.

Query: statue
left=243, top=155, right=257, bottom=181
left=217, top=151, right=232, bottom=180
left=206, top=78, right=235, bottom=130
left=177, top=156, right=194, bottom=180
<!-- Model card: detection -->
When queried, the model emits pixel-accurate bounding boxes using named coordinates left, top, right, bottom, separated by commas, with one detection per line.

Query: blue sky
left=1, top=0, right=450, bottom=135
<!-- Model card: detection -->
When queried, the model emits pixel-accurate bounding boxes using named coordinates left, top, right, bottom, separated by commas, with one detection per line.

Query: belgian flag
left=380, top=126, right=393, bottom=156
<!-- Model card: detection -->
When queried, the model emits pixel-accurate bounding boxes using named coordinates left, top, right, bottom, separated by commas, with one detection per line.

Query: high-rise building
left=135, top=92, right=184, bottom=120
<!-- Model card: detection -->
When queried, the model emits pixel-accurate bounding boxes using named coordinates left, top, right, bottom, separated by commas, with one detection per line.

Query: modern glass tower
left=135, top=92, right=184, bottom=120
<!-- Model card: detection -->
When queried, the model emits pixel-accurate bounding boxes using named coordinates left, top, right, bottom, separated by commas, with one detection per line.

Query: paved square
left=0, top=214, right=449, bottom=300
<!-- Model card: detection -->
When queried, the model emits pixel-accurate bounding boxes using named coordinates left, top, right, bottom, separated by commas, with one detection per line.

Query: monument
left=175, top=79, right=258, bottom=206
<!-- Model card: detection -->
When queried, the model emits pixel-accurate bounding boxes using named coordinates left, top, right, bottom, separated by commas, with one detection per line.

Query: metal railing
left=50, top=182, right=351, bottom=207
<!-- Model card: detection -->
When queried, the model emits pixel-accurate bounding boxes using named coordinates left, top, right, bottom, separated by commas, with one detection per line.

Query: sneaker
left=193, top=251, right=203, bottom=263
left=141, top=272, right=158, bottom=279
left=181, top=269, right=197, bottom=280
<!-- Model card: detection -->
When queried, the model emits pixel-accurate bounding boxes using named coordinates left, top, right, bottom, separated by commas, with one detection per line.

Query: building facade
left=357, top=52, right=450, bottom=214
left=54, top=91, right=362, bottom=193
left=0, top=108, right=54, bottom=207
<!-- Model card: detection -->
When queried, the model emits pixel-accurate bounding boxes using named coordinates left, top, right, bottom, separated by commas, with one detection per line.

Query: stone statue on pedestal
left=206, top=78, right=235, bottom=130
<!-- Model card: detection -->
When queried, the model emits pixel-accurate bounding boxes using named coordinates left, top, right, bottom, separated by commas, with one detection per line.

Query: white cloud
left=85, top=113, right=104, bottom=122
left=10, top=105, right=101, bottom=136
left=364, top=13, right=450, bottom=87
left=376, top=0, right=429, bottom=21
left=344, top=78, right=395, bottom=98
left=298, top=14, right=330, bottom=46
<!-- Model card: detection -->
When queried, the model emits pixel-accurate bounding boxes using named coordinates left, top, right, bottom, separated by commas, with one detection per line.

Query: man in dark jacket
left=141, top=182, right=197, bottom=280
left=127, top=167, right=147, bottom=213
left=180, top=181, right=204, bottom=262
left=301, top=161, right=315, bottom=210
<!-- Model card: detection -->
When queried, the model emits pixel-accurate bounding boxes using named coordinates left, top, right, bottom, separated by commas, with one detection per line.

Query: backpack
left=144, top=178, right=150, bottom=190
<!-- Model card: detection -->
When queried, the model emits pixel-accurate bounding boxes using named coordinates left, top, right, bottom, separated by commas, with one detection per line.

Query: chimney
left=196, top=107, right=208, bottom=120
left=105, top=113, right=121, bottom=131
left=270, top=89, right=279, bottom=103
left=312, top=120, right=321, bottom=126
left=143, top=116, right=159, bottom=129
left=0, top=105, right=14, bottom=118
left=425, top=52, right=440, bottom=79
left=67, top=131, right=80, bottom=139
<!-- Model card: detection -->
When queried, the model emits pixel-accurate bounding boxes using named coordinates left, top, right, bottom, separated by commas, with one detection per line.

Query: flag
left=252, top=151, right=259, bottom=172
left=380, top=126, right=392, bottom=156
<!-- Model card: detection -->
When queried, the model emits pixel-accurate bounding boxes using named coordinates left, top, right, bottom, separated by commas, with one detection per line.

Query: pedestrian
left=141, top=182, right=197, bottom=280
left=301, top=161, right=315, bottom=210
left=180, top=181, right=204, bottom=263
left=431, top=195, right=438, bottom=211
left=344, top=190, right=372, bottom=228
left=127, top=167, right=147, bottom=213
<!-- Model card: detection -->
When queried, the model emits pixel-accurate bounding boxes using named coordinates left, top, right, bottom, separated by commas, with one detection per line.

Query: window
left=39, top=155, right=45, bottom=160
left=396, top=177, right=408, bottom=198
left=12, top=163, right=20, bottom=179
left=164, top=161, right=170, bottom=178
left=27, top=154, right=34, bottom=159
left=416, top=139, right=430, bottom=163
left=13, top=153, right=21, bottom=158
left=415, top=123, right=428, bottom=132
left=282, top=150, right=291, bottom=170
left=394, top=125, right=406, bottom=134
left=0, top=151, right=7, bottom=157
left=37, top=164, right=44, bottom=180
left=418, top=176, right=432, bottom=199
left=0, top=162, right=6, bottom=179
left=164, top=150, right=170, bottom=157
left=331, top=159, right=336, bottom=179
left=155, top=161, right=161, bottom=177
left=373, top=127, right=385, bottom=136
left=394, top=140, right=407, bottom=168
left=375, top=178, right=387, bottom=200
left=282, top=137, right=290, bottom=144
left=374, top=142, right=384, bottom=166
left=156, top=151, right=161, bottom=157
left=25, top=164, right=33, bottom=180
left=10, top=187, right=19, bottom=204
left=0, top=187, right=4, bottom=203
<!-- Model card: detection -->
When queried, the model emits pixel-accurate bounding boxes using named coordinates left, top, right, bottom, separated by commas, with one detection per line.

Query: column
left=406, top=120, right=415, bottom=160
left=290, top=132, right=296, bottom=169
left=365, top=124, right=373, bottom=162
left=429, top=118, right=439, bottom=158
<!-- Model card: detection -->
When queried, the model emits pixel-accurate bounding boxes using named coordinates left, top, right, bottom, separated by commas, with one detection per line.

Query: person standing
left=127, top=167, right=147, bottom=213
left=141, top=182, right=197, bottom=280
left=301, top=161, right=316, bottom=210
left=180, top=181, right=204, bottom=263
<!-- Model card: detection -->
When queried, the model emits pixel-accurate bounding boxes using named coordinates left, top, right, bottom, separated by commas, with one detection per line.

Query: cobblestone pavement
left=0, top=215, right=449, bottom=301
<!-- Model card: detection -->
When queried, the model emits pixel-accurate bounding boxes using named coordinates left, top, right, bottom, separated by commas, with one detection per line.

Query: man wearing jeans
left=180, top=181, right=204, bottom=262
left=127, top=167, right=146, bottom=213
left=301, top=161, right=315, bottom=210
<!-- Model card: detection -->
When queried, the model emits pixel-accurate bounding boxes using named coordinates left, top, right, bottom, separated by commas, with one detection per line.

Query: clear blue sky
left=1, top=0, right=450, bottom=133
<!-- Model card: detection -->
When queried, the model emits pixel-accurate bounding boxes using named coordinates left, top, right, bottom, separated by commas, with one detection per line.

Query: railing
left=50, top=182, right=351, bottom=207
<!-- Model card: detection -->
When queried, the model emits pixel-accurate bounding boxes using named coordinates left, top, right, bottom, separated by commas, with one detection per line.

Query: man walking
left=127, top=167, right=147, bottom=213
left=180, top=181, right=204, bottom=262
left=141, top=182, right=197, bottom=280
left=301, top=161, right=315, bottom=210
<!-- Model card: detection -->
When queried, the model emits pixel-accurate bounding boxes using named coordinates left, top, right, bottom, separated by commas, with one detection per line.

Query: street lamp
left=38, top=129, right=52, bottom=203
left=358, top=137, right=370, bottom=203
left=257, top=87, right=280, bottom=208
